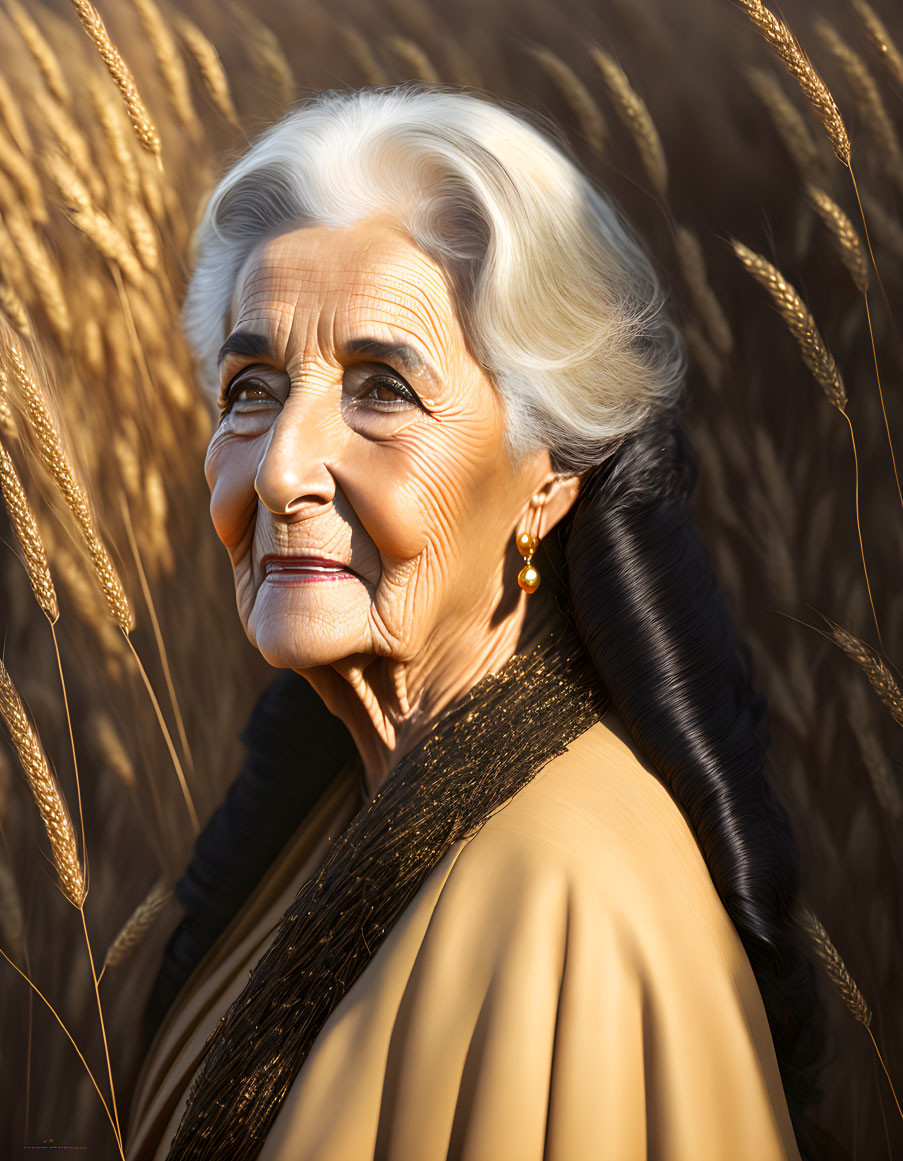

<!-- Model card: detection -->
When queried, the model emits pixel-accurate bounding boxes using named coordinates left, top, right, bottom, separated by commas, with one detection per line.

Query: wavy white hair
left=182, top=82, right=687, bottom=471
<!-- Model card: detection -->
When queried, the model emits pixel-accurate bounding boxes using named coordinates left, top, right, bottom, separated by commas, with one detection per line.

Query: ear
left=516, top=463, right=583, bottom=542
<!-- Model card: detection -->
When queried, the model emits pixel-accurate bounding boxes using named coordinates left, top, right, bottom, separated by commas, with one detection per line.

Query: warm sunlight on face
left=204, top=218, right=551, bottom=672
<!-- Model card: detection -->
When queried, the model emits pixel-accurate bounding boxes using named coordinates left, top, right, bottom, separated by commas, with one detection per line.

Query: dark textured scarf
left=165, top=624, right=610, bottom=1159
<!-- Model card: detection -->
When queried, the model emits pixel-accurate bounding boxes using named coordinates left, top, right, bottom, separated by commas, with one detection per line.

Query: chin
left=243, top=577, right=372, bottom=669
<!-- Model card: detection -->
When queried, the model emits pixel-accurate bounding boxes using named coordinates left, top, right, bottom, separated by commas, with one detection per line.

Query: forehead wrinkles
left=231, top=237, right=458, bottom=367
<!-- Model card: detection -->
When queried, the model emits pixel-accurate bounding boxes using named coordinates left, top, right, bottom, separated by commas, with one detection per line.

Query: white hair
left=182, top=82, right=687, bottom=471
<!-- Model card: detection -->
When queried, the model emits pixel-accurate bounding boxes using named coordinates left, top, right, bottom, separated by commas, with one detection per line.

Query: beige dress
left=125, top=707, right=803, bottom=1161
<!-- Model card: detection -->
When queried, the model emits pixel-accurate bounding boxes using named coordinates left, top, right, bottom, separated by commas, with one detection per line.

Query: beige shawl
left=125, top=708, right=803, bottom=1161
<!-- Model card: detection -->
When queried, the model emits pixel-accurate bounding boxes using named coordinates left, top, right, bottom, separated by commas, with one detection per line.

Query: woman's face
left=205, top=217, right=557, bottom=672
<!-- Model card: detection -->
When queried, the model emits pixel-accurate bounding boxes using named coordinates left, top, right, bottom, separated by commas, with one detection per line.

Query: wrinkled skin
left=205, top=218, right=581, bottom=796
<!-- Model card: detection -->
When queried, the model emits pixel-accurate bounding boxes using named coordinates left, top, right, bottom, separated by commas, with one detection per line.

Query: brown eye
left=225, top=376, right=277, bottom=407
left=370, top=376, right=408, bottom=402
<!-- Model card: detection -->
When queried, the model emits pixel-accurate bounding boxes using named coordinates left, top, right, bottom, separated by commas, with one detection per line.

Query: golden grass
left=0, top=282, right=32, bottom=340
left=386, top=35, right=440, bottom=83
left=6, top=0, right=72, bottom=106
left=746, top=67, right=826, bottom=183
left=340, top=28, right=390, bottom=85
left=3, top=337, right=134, bottom=633
left=590, top=46, right=667, bottom=201
left=4, top=208, right=72, bottom=345
left=91, top=713, right=135, bottom=790
left=173, top=14, right=242, bottom=130
left=32, top=87, right=107, bottom=209
left=225, top=1, right=296, bottom=110
left=0, top=659, right=84, bottom=907
left=528, top=46, right=608, bottom=156
left=41, top=151, right=146, bottom=288
left=130, top=0, right=202, bottom=140
left=847, top=678, right=903, bottom=823
left=731, top=239, right=846, bottom=409
left=734, top=0, right=851, bottom=165
left=828, top=621, right=903, bottom=728
left=806, top=184, right=869, bottom=292
left=851, top=0, right=903, bottom=90
left=85, top=72, right=142, bottom=201
left=0, top=439, right=59, bottom=623
left=100, top=878, right=171, bottom=973
left=796, top=901, right=872, bottom=1027
left=0, top=129, right=47, bottom=226
left=674, top=226, right=734, bottom=358
left=68, top=0, right=162, bottom=160
left=816, top=18, right=903, bottom=188
left=0, top=72, right=33, bottom=158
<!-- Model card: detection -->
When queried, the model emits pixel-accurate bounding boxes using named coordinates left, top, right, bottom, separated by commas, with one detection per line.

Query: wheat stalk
left=851, top=0, right=903, bottom=91
left=101, top=878, right=171, bottom=972
left=92, top=713, right=135, bottom=789
left=682, top=320, right=724, bottom=392
left=528, top=46, right=608, bottom=156
left=674, top=226, right=734, bottom=358
left=6, top=0, right=72, bottom=106
left=224, top=1, right=296, bottom=109
left=4, top=208, right=72, bottom=346
left=33, top=88, right=107, bottom=209
left=174, top=14, right=241, bottom=130
left=734, top=0, right=850, bottom=166
left=0, top=129, right=47, bottom=226
left=0, top=371, right=17, bottom=442
left=0, top=440, right=59, bottom=623
left=847, top=678, right=903, bottom=823
left=42, top=151, right=146, bottom=288
left=129, top=0, right=202, bottom=140
left=0, top=73, right=33, bottom=159
left=67, top=0, right=161, bottom=159
left=796, top=901, right=872, bottom=1027
left=53, top=545, right=126, bottom=681
left=386, top=36, right=440, bottom=83
left=125, top=203, right=159, bottom=273
left=746, top=67, right=826, bottom=183
left=816, top=18, right=903, bottom=189
left=589, top=46, right=668, bottom=200
left=732, top=239, right=846, bottom=409
left=0, top=660, right=84, bottom=907
left=340, top=28, right=389, bottom=85
left=806, top=184, right=869, bottom=293
left=0, top=282, right=33, bottom=341
left=85, top=72, right=142, bottom=200
left=3, top=337, right=134, bottom=633
left=828, top=621, right=903, bottom=729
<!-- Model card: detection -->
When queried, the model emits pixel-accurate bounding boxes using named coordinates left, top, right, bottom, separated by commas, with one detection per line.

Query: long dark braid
left=559, top=417, right=847, bottom=1161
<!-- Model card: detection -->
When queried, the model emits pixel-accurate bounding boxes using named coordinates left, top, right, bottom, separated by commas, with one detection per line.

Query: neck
left=299, top=587, right=567, bottom=800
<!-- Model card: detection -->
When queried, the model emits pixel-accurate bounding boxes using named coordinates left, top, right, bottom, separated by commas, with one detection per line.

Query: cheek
left=342, top=436, right=469, bottom=564
left=205, top=433, right=263, bottom=551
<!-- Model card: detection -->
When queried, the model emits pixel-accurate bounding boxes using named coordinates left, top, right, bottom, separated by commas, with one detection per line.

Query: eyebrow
left=217, top=330, right=274, bottom=369
left=217, top=330, right=442, bottom=385
left=343, top=337, right=440, bottom=384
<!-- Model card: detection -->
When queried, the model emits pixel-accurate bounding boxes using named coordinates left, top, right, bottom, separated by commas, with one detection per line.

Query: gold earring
left=515, top=531, right=540, bottom=593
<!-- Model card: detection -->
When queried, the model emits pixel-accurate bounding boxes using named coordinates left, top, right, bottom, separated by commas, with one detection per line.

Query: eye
left=218, top=373, right=280, bottom=413
left=346, top=364, right=426, bottom=412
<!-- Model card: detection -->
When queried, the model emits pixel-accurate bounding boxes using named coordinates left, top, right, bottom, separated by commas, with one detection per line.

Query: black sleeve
left=141, top=670, right=355, bottom=1051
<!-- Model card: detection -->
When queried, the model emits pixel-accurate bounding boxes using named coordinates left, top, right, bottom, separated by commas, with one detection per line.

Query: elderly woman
left=124, top=83, right=831, bottom=1161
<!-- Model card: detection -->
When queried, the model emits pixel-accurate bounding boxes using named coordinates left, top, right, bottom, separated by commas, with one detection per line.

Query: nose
left=253, top=397, right=338, bottom=517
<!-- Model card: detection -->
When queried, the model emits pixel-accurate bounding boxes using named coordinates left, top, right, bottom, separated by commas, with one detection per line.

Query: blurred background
left=0, top=0, right=900, bottom=1155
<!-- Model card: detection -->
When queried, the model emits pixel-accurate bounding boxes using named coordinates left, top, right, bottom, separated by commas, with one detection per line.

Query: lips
left=259, top=553, right=359, bottom=584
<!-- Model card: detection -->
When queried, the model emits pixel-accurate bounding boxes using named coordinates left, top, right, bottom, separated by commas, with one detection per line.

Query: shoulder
left=445, top=709, right=744, bottom=977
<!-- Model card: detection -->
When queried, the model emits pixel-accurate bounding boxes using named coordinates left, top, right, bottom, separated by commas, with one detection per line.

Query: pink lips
left=260, top=554, right=359, bottom=585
